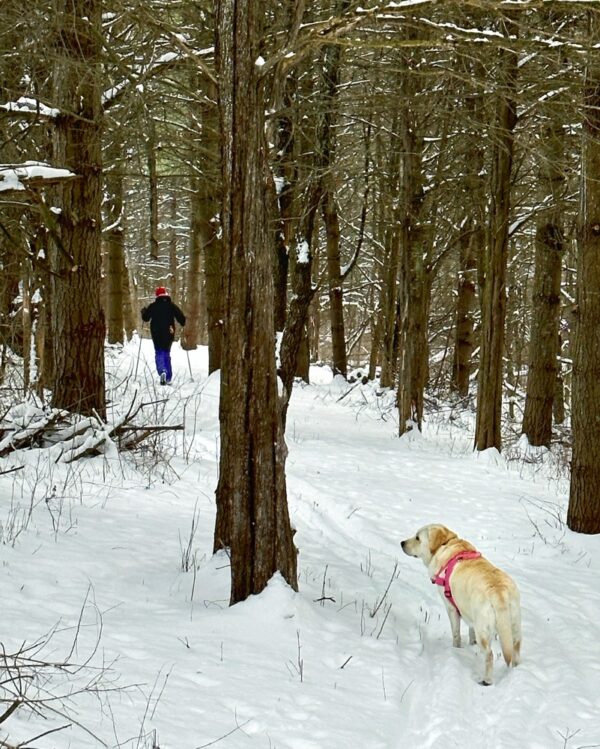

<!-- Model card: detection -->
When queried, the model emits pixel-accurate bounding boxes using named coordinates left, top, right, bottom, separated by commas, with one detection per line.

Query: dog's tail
left=495, top=602, right=515, bottom=667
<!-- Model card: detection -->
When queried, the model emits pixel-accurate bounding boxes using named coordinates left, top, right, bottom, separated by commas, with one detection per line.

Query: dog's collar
left=431, top=551, right=481, bottom=613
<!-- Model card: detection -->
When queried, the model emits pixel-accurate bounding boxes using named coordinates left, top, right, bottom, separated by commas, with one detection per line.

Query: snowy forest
left=2, top=2, right=600, bottom=748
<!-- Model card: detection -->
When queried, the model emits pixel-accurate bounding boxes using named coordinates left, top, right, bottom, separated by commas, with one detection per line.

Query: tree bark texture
left=122, top=255, right=135, bottom=340
left=396, top=58, right=432, bottom=435
left=279, top=182, right=321, bottom=427
left=522, top=118, right=565, bottom=447
left=322, top=181, right=347, bottom=377
left=147, top=117, right=160, bottom=262
left=568, top=21, right=600, bottom=534
left=521, top=28, right=567, bottom=446
left=184, top=83, right=223, bottom=373
left=22, top=261, right=32, bottom=392
left=452, top=228, right=477, bottom=398
left=105, top=162, right=125, bottom=345
left=272, top=71, right=297, bottom=333
left=475, top=28, right=517, bottom=452
left=183, top=85, right=223, bottom=371
left=51, top=0, right=106, bottom=419
left=213, top=0, right=298, bottom=603
left=182, top=177, right=205, bottom=350
left=377, top=124, right=402, bottom=390
left=452, top=61, right=484, bottom=398
left=168, top=194, right=179, bottom=304
left=316, top=13, right=349, bottom=379
left=0, top=212, right=23, bottom=362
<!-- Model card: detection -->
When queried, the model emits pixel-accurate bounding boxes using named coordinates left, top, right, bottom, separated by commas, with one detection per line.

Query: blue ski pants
left=154, top=348, right=172, bottom=382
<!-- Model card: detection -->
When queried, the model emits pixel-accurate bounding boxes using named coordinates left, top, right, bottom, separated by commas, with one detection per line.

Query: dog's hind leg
left=468, top=626, right=476, bottom=645
left=476, top=634, right=494, bottom=686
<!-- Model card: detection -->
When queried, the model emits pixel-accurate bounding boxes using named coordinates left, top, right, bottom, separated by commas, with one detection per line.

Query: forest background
left=3, top=2, right=600, bottom=745
left=2, top=2, right=600, bottom=598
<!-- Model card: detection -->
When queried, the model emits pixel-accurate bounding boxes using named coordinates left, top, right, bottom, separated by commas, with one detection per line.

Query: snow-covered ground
left=1, top=338, right=599, bottom=749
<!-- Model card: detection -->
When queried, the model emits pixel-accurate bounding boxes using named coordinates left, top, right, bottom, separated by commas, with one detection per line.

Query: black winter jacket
left=141, top=296, right=186, bottom=349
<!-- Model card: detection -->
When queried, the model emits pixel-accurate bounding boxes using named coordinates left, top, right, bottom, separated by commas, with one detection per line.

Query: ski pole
left=185, top=347, right=193, bottom=381
left=134, top=325, right=144, bottom=379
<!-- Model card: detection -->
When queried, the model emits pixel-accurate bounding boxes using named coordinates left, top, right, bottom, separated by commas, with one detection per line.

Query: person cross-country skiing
left=141, top=287, right=186, bottom=385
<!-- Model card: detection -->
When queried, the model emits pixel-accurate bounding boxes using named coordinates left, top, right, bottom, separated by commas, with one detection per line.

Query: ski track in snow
left=0, top=340, right=599, bottom=749
left=286, top=380, right=600, bottom=749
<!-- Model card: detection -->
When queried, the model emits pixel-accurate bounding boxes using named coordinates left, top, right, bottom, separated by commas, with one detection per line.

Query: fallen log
left=0, top=397, right=183, bottom=462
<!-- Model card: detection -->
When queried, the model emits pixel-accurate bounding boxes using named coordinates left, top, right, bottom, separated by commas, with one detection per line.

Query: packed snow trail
left=0, top=340, right=598, bottom=748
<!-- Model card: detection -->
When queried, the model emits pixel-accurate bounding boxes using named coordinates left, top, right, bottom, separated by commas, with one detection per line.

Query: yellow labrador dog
left=401, top=524, right=521, bottom=685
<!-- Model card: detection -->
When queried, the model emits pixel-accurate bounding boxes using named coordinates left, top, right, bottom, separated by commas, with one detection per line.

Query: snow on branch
left=0, top=96, right=59, bottom=119
left=0, top=162, right=76, bottom=194
left=0, top=398, right=183, bottom=463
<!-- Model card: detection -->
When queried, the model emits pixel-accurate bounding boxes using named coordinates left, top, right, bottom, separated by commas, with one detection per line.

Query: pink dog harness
left=432, top=551, right=481, bottom=613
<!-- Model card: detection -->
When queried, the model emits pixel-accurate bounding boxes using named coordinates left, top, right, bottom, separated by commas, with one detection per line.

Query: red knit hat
left=155, top=286, right=169, bottom=297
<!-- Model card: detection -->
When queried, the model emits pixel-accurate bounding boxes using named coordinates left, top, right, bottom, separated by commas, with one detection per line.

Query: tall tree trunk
left=452, top=227, right=477, bottom=397
left=553, top=338, right=565, bottom=425
left=474, top=23, right=518, bottom=452
left=271, top=99, right=294, bottom=333
left=183, top=83, right=222, bottom=370
left=147, top=117, right=159, bottom=262
left=396, top=228, right=432, bottom=433
left=279, top=182, right=321, bottom=425
left=122, top=255, right=135, bottom=340
left=407, top=270, right=432, bottom=430
left=22, top=261, right=32, bottom=393
left=213, top=0, right=297, bottom=603
left=0, top=214, right=23, bottom=363
left=452, top=62, right=484, bottom=398
left=396, top=51, right=432, bottom=435
left=168, top=194, right=179, bottom=304
left=316, top=3, right=349, bottom=378
left=522, top=40, right=566, bottom=446
left=182, top=176, right=204, bottom=350
left=379, top=220, right=401, bottom=388
left=322, top=181, right=347, bottom=377
left=29, top=225, right=48, bottom=395
left=51, top=0, right=105, bottom=419
left=377, top=107, right=402, bottom=389
left=522, top=121, right=564, bottom=446
left=105, top=163, right=125, bottom=345
left=204, top=222, right=223, bottom=373
left=307, top=243, right=321, bottom=369
left=269, top=2, right=306, bottom=336
left=368, top=311, right=382, bottom=382
left=38, top=252, right=54, bottom=393
left=568, top=15, right=600, bottom=534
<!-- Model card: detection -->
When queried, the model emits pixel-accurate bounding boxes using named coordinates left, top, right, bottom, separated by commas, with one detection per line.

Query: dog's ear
left=428, top=525, right=457, bottom=555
